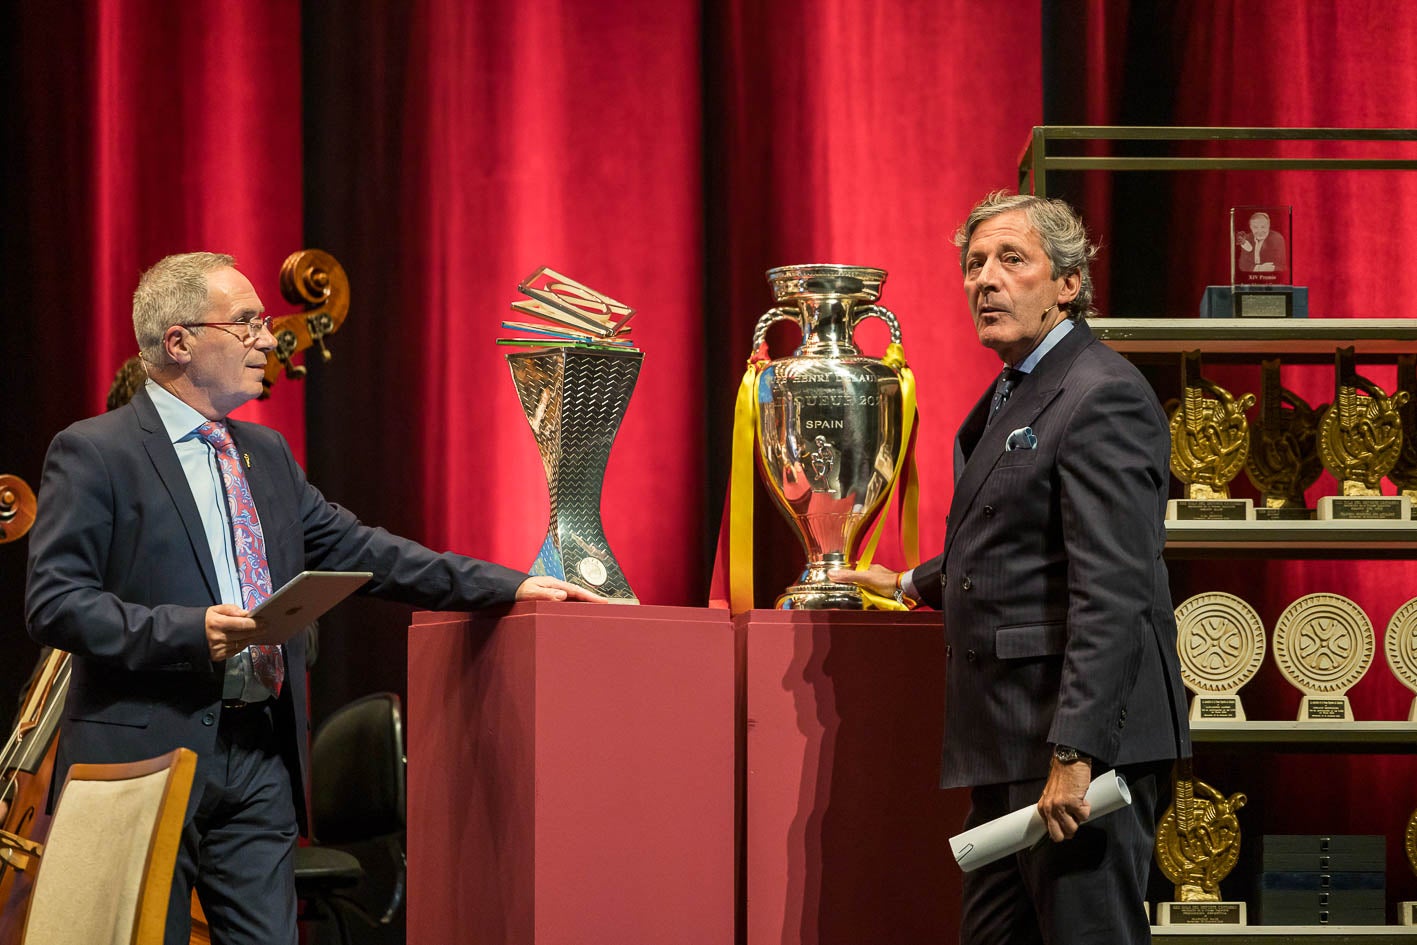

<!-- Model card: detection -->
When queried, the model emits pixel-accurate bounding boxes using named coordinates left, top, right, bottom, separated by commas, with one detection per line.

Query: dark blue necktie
left=987, top=368, right=1025, bottom=427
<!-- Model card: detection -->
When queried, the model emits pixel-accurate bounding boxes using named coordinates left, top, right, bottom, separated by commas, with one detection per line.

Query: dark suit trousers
left=959, top=760, right=1171, bottom=945
left=164, top=703, right=299, bottom=945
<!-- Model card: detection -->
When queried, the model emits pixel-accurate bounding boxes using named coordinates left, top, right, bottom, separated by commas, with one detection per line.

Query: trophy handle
left=853, top=304, right=903, bottom=347
left=749, top=306, right=801, bottom=356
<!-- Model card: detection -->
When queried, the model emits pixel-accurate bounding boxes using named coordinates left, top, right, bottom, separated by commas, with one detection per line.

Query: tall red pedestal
left=738, top=609, right=969, bottom=945
left=408, top=602, right=734, bottom=945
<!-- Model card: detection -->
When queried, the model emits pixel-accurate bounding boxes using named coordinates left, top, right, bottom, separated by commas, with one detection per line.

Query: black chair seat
left=294, top=845, right=364, bottom=890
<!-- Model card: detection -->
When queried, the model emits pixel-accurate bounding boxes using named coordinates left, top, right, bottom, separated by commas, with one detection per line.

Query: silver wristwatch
left=1052, top=744, right=1089, bottom=765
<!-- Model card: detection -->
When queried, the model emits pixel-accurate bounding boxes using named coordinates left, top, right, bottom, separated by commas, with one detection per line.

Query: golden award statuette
left=1167, top=350, right=1257, bottom=522
left=1385, top=596, right=1417, bottom=723
left=1273, top=593, right=1374, bottom=722
left=1387, top=354, right=1417, bottom=517
left=1317, top=346, right=1411, bottom=520
left=1154, top=759, right=1248, bottom=926
left=1402, top=810, right=1417, bottom=926
left=1244, top=359, right=1323, bottom=521
left=1174, top=593, right=1265, bottom=722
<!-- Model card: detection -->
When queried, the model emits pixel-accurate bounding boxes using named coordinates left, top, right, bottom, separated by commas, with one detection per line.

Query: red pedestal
left=738, top=609, right=969, bottom=945
left=407, top=602, right=734, bottom=945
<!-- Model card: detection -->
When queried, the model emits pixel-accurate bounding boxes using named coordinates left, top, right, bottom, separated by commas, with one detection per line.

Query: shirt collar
left=1013, top=317, right=1075, bottom=375
left=145, top=378, right=216, bottom=445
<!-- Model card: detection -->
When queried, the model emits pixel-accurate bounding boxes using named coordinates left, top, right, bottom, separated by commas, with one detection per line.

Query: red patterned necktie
left=196, top=421, right=285, bottom=696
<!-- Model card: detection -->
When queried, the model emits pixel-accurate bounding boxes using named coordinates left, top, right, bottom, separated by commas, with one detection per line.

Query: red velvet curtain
left=1065, top=0, right=1417, bottom=902
left=0, top=0, right=302, bottom=704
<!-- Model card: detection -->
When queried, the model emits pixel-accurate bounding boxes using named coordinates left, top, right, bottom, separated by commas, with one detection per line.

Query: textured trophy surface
left=506, top=347, right=642, bottom=600
left=752, top=264, right=906, bottom=609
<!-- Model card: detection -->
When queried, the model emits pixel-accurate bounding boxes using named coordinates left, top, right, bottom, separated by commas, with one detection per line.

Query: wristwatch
left=1052, top=744, right=1089, bottom=765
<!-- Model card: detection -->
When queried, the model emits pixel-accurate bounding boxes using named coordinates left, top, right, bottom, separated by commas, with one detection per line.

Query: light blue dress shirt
left=145, top=379, right=273, bottom=702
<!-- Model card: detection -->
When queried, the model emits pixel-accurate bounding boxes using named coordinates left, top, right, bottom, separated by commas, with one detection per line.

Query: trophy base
left=1255, top=506, right=1315, bottom=521
left=776, top=582, right=868, bottom=610
left=1167, top=498, right=1255, bottom=522
left=1190, top=695, right=1246, bottom=722
left=1318, top=494, right=1411, bottom=520
left=1402, top=901, right=1417, bottom=926
left=1154, top=901, right=1247, bottom=926
left=1199, top=284, right=1308, bottom=318
left=1299, top=694, right=1354, bottom=722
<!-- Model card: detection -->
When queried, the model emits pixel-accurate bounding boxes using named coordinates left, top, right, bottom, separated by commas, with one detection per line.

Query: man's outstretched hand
left=515, top=576, right=612, bottom=603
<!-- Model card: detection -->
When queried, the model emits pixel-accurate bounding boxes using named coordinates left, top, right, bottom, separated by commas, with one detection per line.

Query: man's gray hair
left=953, top=191, right=1099, bottom=319
left=133, top=252, right=236, bottom=363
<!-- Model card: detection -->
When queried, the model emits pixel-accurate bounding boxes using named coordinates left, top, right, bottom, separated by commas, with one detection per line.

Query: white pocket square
left=1005, top=426, right=1037, bottom=452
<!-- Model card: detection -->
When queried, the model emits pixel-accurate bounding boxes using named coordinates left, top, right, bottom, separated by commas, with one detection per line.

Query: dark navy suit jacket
left=26, top=386, right=526, bottom=831
left=913, top=321, right=1190, bottom=789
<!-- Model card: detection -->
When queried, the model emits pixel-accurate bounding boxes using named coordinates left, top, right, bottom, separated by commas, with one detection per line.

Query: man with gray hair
left=834, top=192, right=1189, bottom=943
left=27, top=252, right=603, bottom=945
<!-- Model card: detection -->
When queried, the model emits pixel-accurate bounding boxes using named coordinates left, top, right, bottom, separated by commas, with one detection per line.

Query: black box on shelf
left=1256, top=835, right=1386, bottom=926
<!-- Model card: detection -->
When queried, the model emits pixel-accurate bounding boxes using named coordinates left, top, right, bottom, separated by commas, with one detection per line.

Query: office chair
left=295, top=692, right=406, bottom=945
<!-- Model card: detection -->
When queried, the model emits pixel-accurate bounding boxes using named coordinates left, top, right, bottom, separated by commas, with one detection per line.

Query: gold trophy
left=1167, top=350, right=1257, bottom=521
left=1273, top=593, right=1374, bottom=722
left=1244, top=359, right=1324, bottom=521
left=1385, top=596, right=1417, bottom=723
left=1402, top=810, right=1417, bottom=925
left=1154, top=759, right=1248, bottom=925
left=1174, top=592, right=1265, bottom=721
left=1387, top=354, right=1417, bottom=517
left=1317, top=347, right=1411, bottom=519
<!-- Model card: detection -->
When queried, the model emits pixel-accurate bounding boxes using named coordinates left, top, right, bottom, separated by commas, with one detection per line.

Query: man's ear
left=162, top=325, right=193, bottom=365
left=1057, top=271, right=1081, bottom=307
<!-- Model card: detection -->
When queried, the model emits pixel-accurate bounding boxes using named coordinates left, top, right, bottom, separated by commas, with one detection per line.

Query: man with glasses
left=25, top=252, right=602, bottom=945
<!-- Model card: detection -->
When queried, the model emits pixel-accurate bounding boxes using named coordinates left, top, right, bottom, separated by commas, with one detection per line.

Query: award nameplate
left=1175, top=593, right=1265, bottom=722
left=1167, top=351, right=1256, bottom=523
left=1155, top=902, right=1247, bottom=926
left=1155, top=759, right=1248, bottom=925
left=1317, top=494, right=1411, bottom=521
left=1385, top=598, right=1417, bottom=722
left=1273, top=593, right=1374, bottom=722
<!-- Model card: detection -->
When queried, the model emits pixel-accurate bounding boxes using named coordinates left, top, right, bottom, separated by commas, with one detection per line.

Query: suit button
left=945, top=644, right=953, bottom=657
left=983, top=505, right=995, bottom=517
left=202, top=712, right=216, bottom=726
left=961, top=576, right=972, bottom=591
left=966, top=649, right=978, bottom=662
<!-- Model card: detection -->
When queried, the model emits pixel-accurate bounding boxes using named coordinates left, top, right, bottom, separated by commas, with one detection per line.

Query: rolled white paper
left=949, top=770, right=1132, bottom=872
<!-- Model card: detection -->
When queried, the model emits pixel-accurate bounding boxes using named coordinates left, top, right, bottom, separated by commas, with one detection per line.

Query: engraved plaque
left=1175, top=593, right=1265, bottom=722
left=1385, top=597, right=1417, bottom=722
left=1273, top=593, right=1374, bottom=721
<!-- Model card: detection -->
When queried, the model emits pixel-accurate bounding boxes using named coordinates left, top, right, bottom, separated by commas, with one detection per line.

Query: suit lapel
left=134, top=388, right=221, bottom=602
left=943, top=321, right=1097, bottom=562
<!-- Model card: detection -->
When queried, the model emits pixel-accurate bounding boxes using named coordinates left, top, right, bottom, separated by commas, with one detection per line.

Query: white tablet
left=249, top=570, right=373, bottom=637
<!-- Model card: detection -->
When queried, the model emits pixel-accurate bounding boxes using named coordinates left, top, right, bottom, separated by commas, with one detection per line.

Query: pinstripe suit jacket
left=914, top=321, right=1190, bottom=789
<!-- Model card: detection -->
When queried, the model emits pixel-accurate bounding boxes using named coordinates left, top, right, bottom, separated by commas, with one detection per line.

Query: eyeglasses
left=179, top=315, right=273, bottom=343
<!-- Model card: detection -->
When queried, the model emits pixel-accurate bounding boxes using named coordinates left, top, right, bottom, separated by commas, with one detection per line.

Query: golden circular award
left=1175, top=593, right=1266, bottom=695
left=1385, top=597, right=1417, bottom=722
left=1273, top=594, right=1373, bottom=720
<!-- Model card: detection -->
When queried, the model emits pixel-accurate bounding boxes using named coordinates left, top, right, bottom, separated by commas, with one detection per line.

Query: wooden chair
left=20, top=747, right=197, bottom=945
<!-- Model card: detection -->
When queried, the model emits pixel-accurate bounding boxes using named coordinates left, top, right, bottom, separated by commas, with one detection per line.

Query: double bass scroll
left=261, top=249, right=351, bottom=397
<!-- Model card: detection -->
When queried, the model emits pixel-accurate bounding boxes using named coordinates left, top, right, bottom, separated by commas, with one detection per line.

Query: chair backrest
left=311, top=692, right=405, bottom=843
left=21, top=747, right=197, bottom=945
